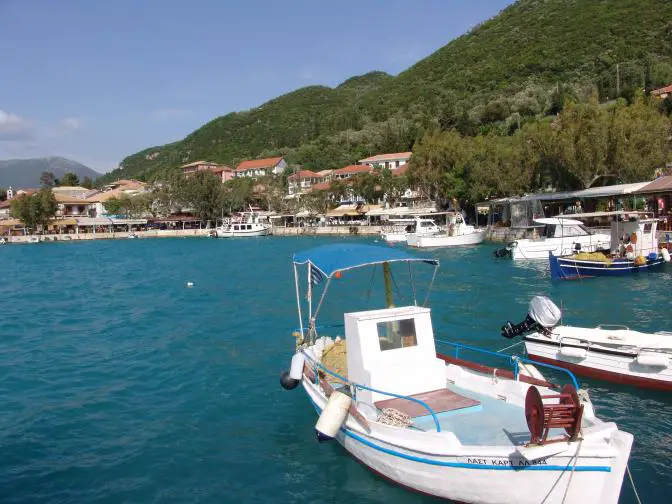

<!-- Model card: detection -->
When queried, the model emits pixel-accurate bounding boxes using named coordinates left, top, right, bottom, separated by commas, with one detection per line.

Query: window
left=643, top=223, right=652, bottom=233
left=233, top=225, right=239, bottom=231
left=377, top=318, right=417, bottom=351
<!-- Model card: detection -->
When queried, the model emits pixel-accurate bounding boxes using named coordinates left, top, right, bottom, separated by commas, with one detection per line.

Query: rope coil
left=377, top=408, right=412, bottom=428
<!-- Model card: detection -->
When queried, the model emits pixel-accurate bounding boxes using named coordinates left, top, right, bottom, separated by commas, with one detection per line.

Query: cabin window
left=561, top=225, right=589, bottom=237
left=247, top=224, right=252, bottom=230
left=643, top=223, right=652, bottom=233
left=543, top=225, right=556, bottom=238
left=377, top=318, right=418, bottom=351
left=233, top=225, right=239, bottom=231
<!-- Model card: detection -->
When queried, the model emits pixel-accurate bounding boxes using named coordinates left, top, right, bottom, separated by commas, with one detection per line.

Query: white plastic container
left=315, top=391, right=352, bottom=439
left=636, top=353, right=669, bottom=368
left=289, top=353, right=305, bottom=381
left=558, top=346, right=588, bottom=359
left=661, top=248, right=671, bottom=263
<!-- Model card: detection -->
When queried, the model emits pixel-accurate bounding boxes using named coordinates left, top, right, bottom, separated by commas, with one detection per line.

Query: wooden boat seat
left=374, top=388, right=480, bottom=418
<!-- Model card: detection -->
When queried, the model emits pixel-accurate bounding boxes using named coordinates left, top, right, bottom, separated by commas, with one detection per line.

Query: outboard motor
left=493, top=242, right=516, bottom=259
left=501, top=296, right=562, bottom=339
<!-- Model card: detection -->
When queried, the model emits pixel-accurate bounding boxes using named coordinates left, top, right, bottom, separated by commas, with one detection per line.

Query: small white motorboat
left=502, top=296, right=672, bottom=391
left=215, top=212, right=272, bottom=238
left=496, top=216, right=611, bottom=260
left=281, top=244, right=633, bottom=504
left=407, top=213, right=484, bottom=248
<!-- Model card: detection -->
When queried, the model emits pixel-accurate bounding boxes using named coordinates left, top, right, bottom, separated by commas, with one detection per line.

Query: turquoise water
left=0, top=237, right=670, bottom=503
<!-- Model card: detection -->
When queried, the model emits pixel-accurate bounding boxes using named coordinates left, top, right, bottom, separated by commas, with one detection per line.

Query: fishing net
left=573, top=251, right=612, bottom=263
left=377, top=408, right=412, bottom=428
left=321, top=339, right=348, bottom=382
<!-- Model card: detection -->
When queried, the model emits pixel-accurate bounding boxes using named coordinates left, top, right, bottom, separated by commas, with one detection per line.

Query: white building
left=359, top=152, right=412, bottom=170
left=235, top=156, right=287, bottom=178
left=287, top=170, right=325, bottom=196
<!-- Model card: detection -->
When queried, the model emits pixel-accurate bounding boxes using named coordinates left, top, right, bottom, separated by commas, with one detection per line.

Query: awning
left=110, top=219, right=148, bottom=225
left=0, top=219, right=23, bottom=227
left=636, top=176, right=672, bottom=194
left=76, top=217, right=114, bottom=226
left=50, top=219, right=77, bottom=226
left=293, top=244, right=439, bottom=278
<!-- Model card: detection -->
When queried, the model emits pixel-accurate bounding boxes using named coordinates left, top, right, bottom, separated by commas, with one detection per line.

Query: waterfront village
left=1, top=148, right=672, bottom=244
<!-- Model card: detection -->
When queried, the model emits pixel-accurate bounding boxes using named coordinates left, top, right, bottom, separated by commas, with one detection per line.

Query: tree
left=10, top=188, right=58, bottom=232
left=0, top=188, right=6, bottom=201
left=181, top=171, right=226, bottom=222
left=40, top=171, right=55, bottom=188
left=58, top=172, right=80, bottom=186
left=81, top=176, right=94, bottom=189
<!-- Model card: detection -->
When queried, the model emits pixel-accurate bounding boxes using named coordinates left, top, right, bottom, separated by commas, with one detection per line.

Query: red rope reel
left=525, top=384, right=583, bottom=445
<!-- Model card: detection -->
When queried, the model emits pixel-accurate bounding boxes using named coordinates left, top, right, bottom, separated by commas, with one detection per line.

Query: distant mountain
left=0, top=157, right=100, bottom=188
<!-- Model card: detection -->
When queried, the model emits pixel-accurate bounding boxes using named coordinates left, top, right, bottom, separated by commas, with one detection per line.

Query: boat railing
left=435, top=339, right=580, bottom=390
left=301, top=351, right=442, bottom=433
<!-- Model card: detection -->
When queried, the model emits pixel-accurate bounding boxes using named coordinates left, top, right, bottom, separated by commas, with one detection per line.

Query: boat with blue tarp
left=280, top=243, right=633, bottom=504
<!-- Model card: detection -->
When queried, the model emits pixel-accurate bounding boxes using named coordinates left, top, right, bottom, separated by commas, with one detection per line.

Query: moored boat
left=281, top=244, right=633, bottom=504
left=215, top=212, right=272, bottom=238
left=496, top=216, right=611, bottom=260
left=502, top=296, right=672, bottom=391
left=549, top=213, right=669, bottom=280
left=407, top=213, right=484, bottom=248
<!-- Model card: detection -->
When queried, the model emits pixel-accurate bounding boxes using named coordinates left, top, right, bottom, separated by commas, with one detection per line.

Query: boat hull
left=407, top=230, right=485, bottom=248
left=302, top=379, right=631, bottom=504
left=381, top=232, right=407, bottom=243
left=549, top=253, right=665, bottom=280
left=511, top=235, right=611, bottom=261
left=215, top=226, right=272, bottom=238
left=525, top=338, right=672, bottom=391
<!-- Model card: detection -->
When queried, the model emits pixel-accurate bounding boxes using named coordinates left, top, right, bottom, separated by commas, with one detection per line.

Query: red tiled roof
left=636, top=176, right=672, bottom=193
left=359, top=152, right=412, bottom=163
left=332, top=165, right=372, bottom=176
left=651, top=84, right=672, bottom=96
left=236, top=156, right=284, bottom=171
left=310, top=181, right=332, bottom=192
left=288, top=170, right=323, bottom=180
left=209, top=166, right=233, bottom=174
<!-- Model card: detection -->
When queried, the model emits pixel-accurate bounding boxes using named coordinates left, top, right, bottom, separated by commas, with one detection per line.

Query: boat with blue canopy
left=280, top=243, right=633, bottom=504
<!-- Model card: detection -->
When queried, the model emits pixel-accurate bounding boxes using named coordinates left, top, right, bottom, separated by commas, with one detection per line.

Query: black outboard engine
left=501, top=296, right=562, bottom=339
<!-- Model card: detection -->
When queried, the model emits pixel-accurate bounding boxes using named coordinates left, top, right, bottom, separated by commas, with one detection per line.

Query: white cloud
left=0, top=109, right=33, bottom=141
left=59, top=117, right=82, bottom=132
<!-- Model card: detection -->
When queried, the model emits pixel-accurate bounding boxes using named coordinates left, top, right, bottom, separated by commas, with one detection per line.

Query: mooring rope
left=561, top=439, right=583, bottom=504
left=496, top=340, right=523, bottom=353
left=627, top=464, right=643, bottom=504
left=377, top=408, right=412, bottom=428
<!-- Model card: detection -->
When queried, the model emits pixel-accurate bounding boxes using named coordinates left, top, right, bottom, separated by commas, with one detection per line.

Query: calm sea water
left=0, top=237, right=670, bottom=503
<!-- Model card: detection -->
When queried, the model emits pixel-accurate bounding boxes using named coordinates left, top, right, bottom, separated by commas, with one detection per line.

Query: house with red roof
left=287, top=170, right=325, bottom=196
left=235, top=156, right=287, bottom=178
left=181, top=161, right=234, bottom=182
left=651, top=83, right=672, bottom=99
left=331, top=165, right=373, bottom=180
left=359, top=152, right=412, bottom=170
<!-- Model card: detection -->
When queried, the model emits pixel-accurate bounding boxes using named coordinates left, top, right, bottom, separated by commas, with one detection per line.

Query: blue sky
left=0, top=0, right=512, bottom=173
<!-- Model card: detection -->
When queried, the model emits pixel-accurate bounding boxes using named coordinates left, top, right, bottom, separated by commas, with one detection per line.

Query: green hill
left=104, top=0, right=672, bottom=183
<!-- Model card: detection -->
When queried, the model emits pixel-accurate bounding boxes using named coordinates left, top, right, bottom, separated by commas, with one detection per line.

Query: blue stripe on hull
left=549, top=253, right=666, bottom=280
left=307, top=395, right=611, bottom=473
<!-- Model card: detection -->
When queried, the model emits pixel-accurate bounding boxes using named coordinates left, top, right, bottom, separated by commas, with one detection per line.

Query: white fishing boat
left=407, top=213, right=485, bottom=248
left=496, top=216, right=610, bottom=260
left=215, top=212, right=272, bottom=238
left=502, top=296, right=672, bottom=391
left=381, top=217, right=440, bottom=244
left=281, top=244, right=633, bottom=504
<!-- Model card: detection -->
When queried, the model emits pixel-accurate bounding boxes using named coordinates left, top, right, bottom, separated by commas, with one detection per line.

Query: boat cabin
left=610, top=216, right=659, bottom=256
left=344, top=306, right=446, bottom=404
left=532, top=218, right=591, bottom=239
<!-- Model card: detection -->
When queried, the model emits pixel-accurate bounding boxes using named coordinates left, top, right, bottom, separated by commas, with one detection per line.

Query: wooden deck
left=374, top=389, right=480, bottom=418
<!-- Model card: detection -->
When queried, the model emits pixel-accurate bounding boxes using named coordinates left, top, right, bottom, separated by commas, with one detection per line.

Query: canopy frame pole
left=408, top=262, right=417, bottom=306
left=293, top=263, right=304, bottom=342
left=422, top=264, right=439, bottom=307
left=307, top=263, right=313, bottom=320
left=312, top=276, right=333, bottom=343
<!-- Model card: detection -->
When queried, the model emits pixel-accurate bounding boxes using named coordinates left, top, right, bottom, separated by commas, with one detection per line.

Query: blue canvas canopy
left=293, top=244, right=439, bottom=278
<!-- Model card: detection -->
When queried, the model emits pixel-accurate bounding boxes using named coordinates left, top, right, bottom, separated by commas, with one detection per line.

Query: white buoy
left=289, top=353, right=305, bottom=381
left=186, top=281, right=194, bottom=288
left=661, top=248, right=671, bottom=263
left=315, top=391, right=351, bottom=441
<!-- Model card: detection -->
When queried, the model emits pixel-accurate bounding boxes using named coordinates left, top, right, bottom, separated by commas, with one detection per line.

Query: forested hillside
left=103, top=0, right=672, bottom=184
